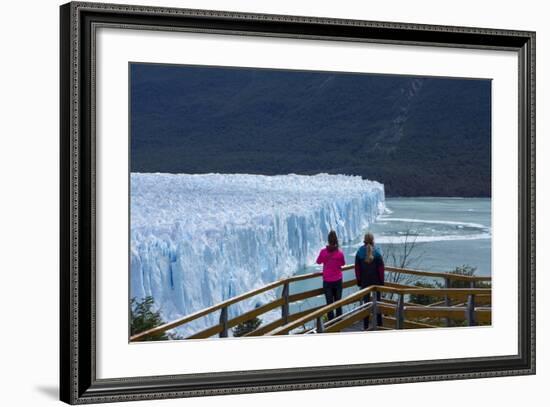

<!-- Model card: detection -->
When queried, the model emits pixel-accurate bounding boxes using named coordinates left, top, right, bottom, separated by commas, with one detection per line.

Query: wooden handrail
left=267, top=286, right=491, bottom=335
left=130, top=279, right=284, bottom=341
left=289, top=264, right=491, bottom=283
left=382, top=287, right=491, bottom=296
left=403, top=306, right=492, bottom=323
left=186, top=298, right=285, bottom=339
left=383, top=266, right=491, bottom=282
left=268, top=286, right=377, bottom=335
left=382, top=316, right=438, bottom=329
left=184, top=280, right=438, bottom=339
left=130, top=264, right=492, bottom=341
left=244, top=306, right=323, bottom=337
left=287, top=278, right=357, bottom=303
left=307, top=298, right=490, bottom=334
left=324, top=307, right=371, bottom=333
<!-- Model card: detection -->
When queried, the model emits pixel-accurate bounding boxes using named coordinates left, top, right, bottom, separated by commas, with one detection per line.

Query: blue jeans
left=323, top=280, right=343, bottom=320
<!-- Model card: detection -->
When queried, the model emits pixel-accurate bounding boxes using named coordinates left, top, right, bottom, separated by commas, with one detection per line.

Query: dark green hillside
left=130, top=64, right=491, bottom=197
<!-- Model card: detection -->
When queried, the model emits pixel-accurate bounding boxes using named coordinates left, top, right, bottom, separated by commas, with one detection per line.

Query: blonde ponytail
left=364, top=232, right=375, bottom=264
left=366, top=244, right=374, bottom=264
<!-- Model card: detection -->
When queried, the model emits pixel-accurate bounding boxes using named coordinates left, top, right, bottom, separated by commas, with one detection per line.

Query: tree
left=448, top=264, right=491, bottom=288
left=381, top=227, right=426, bottom=299
left=407, top=264, right=490, bottom=326
left=130, top=296, right=182, bottom=341
left=232, top=317, right=262, bottom=337
left=446, top=265, right=491, bottom=326
left=409, top=281, right=443, bottom=305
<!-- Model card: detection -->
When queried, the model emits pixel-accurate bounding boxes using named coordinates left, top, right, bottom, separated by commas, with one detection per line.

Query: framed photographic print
left=60, top=1, right=536, bottom=404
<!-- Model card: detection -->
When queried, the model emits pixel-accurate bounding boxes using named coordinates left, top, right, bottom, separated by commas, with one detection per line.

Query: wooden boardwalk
left=130, top=265, right=492, bottom=341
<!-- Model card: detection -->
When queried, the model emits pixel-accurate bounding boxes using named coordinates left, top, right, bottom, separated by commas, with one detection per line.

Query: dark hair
left=327, top=230, right=339, bottom=249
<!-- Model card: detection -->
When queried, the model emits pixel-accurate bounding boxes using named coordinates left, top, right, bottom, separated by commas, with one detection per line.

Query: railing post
left=316, top=316, right=325, bottom=333
left=396, top=293, right=405, bottom=329
left=444, top=278, right=451, bottom=327
left=466, top=294, right=476, bottom=326
left=219, top=306, right=228, bottom=338
left=281, top=282, right=289, bottom=325
left=369, top=290, right=378, bottom=330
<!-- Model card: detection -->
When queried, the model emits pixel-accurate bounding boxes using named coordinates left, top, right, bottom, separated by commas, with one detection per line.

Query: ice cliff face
left=130, top=173, right=385, bottom=337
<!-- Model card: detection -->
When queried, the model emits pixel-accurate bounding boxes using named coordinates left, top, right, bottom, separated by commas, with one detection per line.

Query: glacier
left=130, top=173, right=385, bottom=337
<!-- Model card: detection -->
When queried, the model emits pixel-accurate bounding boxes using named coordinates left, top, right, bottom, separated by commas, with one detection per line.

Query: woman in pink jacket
left=316, top=230, right=346, bottom=320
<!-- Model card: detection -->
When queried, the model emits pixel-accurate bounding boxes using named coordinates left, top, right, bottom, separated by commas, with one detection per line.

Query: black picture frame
left=60, top=1, right=536, bottom=404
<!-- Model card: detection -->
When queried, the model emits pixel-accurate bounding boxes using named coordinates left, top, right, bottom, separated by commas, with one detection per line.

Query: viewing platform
left=130, top=265, right=492, bottom=341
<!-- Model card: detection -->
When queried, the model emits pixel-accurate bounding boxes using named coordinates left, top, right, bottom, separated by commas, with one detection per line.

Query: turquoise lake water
left=286, top=197, right=491, bottom=314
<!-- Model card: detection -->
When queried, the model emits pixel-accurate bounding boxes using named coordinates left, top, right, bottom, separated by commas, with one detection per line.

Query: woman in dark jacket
left=354, top=233, right=384, bottom=330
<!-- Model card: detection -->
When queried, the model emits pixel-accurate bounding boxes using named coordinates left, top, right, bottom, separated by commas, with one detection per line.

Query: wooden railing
left=130, top=265, right=492, bottom=341
left=267, top=285, right=491, bottom=335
